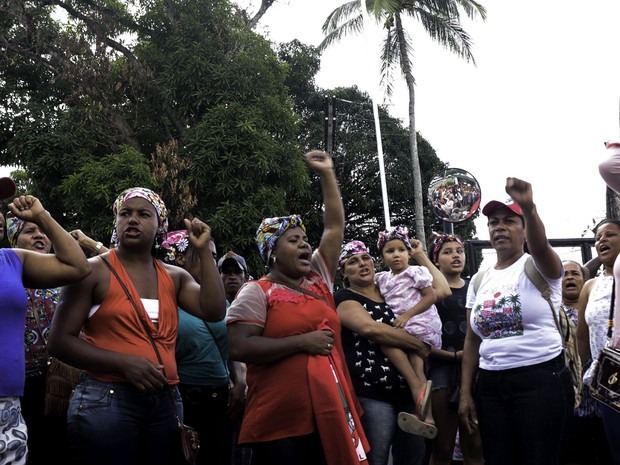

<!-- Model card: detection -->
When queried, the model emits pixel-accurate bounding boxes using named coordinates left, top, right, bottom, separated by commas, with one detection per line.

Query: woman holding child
left=335, top=237, right=451, bottom=465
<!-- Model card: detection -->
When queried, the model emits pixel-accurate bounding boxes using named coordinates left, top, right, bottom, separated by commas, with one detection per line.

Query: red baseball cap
left=482, top=199, right=523, bottom=217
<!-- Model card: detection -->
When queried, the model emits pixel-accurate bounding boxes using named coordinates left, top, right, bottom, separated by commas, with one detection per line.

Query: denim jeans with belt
left=357, top=396, right=426, bottom=465
left=67, top=375, right=182, bottom=465
left=475, top=353, right=573, bottom=465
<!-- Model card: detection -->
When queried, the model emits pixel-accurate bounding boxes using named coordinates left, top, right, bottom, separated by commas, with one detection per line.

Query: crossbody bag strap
left=100, top=256, right=160, bottom=361
left=609, top=278, right=615, bottom=339
left=100, top=256, right=183, bottom=423
left=524, top=256, right=567, bottom=341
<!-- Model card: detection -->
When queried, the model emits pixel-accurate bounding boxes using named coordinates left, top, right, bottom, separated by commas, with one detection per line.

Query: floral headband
left=255, top=214, right=306, bottom=264
left=160, top=230, right=189, bottom=265
left=377, top=225, right=412, bottom=252
left=338, top=240, right=371, bottom=269
left=430, top=233, right=464, bottom=264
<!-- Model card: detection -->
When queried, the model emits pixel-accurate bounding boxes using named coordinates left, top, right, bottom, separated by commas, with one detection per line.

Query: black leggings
left=250, top=432, right=327, bottom=465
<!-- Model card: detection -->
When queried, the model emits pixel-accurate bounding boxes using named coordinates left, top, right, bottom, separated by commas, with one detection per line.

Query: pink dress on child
left=375, top=265, right=442, bottom=348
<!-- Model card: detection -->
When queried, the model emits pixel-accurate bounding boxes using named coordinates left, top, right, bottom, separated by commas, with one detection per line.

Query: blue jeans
left=67, top=376, right=182, bottom=465
left=357, top=396, right=426, bottom=465
left=475, top=354, right=573, bottom=465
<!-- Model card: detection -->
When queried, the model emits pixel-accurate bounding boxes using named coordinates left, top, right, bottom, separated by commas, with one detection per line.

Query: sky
left=238, top=0, right=620, bottom=264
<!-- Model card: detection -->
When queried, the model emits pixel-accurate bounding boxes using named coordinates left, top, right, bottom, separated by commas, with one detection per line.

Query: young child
left=375, top=226, right=442, bottom=437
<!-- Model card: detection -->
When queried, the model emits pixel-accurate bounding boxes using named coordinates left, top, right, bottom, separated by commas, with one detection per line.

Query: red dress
left=227, top=250, right=369, bottom=464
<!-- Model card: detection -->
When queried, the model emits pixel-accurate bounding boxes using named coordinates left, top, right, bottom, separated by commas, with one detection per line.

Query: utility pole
left=324, top=95, right=336, bottom=154
left=359, top=0, right=391, bottom=229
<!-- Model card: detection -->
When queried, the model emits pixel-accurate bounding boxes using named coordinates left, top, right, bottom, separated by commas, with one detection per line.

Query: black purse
left=590, top=347, right=620, bottom=413
left=590, top=278, right=620, bottom=413
left=101, top=257, right=200, bottom=464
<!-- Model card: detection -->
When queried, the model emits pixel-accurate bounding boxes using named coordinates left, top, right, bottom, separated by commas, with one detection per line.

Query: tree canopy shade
left=0, top=0, right=310, bottom=271
left=0, top=0, right=478, bottom=277
left=320, top=0, right=486, bottom=248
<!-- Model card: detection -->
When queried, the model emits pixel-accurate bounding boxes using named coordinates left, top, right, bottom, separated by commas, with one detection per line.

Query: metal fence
left=465, top=238, right=596, bottom=275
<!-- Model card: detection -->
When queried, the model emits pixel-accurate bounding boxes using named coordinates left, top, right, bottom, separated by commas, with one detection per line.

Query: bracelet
left=92, top=242, right=103, bottom=256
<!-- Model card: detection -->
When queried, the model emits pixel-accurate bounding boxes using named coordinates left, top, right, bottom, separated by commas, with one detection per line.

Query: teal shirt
left=175, top=305, right=229, bottom=387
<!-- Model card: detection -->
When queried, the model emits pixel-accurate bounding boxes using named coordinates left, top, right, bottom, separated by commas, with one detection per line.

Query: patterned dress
left=375, top=266, right=442, bottom=348
left=583, top=275, right=614, bottom=384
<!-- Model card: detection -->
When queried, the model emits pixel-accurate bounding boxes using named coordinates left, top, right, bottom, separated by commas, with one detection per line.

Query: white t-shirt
left=466, top=254, right=563, bottom=370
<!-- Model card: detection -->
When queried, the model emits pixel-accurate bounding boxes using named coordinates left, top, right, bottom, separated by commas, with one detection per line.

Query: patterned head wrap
left=255, top=214, right=306, bottom=264
left=430, top=233, right=464, bottom=264
left=376, top=225, right=413, bottom=253
left=160, top=230, right=189, bottom=265
left=6, top=212, right=25, bottom=248
left=110, top=187, right=169, bottom=249
left=338, top=241, right=371, bottom=269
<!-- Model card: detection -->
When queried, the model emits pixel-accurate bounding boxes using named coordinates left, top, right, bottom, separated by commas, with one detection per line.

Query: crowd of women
left=1, top=147, right=619, bottom=465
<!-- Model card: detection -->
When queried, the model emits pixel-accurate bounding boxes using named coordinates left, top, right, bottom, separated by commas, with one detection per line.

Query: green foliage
left=277, top=41, right=477, bottom=262
left=0, top=0, right=477, bottom=279
left=61, top=146, right=155, bottom=242
left=0, top=0, right=309, bottom=277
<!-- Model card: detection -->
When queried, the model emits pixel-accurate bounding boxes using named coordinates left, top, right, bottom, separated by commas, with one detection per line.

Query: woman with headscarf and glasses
left=227, top=150, right=369, bottom=465
left=48, top=187, right=226, bottom=465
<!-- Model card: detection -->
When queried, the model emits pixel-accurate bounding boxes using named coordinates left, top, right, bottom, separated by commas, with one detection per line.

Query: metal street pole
left=360, top=0, right=391, bottom=229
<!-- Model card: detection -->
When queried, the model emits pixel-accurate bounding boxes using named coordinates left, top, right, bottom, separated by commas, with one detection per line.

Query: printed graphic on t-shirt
left=472, top=285, right=523, bottom=339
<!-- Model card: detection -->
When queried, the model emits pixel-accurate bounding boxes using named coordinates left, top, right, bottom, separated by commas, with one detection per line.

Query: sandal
left=397, top=412, right=438, bottom=439
left=415, top=380, right=433, bottom=420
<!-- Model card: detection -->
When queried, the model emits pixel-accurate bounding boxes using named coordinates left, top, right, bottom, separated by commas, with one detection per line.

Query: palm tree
left=320, top=0, right=486, bottom=247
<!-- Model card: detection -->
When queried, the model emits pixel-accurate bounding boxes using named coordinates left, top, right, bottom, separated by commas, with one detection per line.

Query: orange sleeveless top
left=82, top=250, right=179, bottom=383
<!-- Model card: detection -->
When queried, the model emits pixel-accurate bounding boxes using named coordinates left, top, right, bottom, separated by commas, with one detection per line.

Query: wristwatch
left=93, top=241, right=103, bottom=256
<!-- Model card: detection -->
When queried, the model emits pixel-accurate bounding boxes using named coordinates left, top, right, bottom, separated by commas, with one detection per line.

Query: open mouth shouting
left=298, top=250, right=311, bottom=266
left=31, top=240, right=50, bottom=252
left=124, top=227, right=142, bottom=238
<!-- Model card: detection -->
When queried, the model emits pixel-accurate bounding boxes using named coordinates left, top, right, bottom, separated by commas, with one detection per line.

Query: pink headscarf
left=338, top=241, right=371, bottom=269
left=376, top=226, right=413, bottom=252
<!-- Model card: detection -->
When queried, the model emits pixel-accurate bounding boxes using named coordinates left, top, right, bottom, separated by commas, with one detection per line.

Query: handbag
left=44, top=356, right=83, bottom=416
left=178, top=423, right=200, bottom=465
left=590, top=346, right=620, bottom=412
left=590, top=279, right=620, bottom=413
left=100, top=256, right=200, bottom=465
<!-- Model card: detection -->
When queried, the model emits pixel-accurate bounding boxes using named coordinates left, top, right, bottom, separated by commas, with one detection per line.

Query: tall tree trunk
left=247, top=0, right=276, bottom=29
left=395, top=14, right=426, bottom=248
